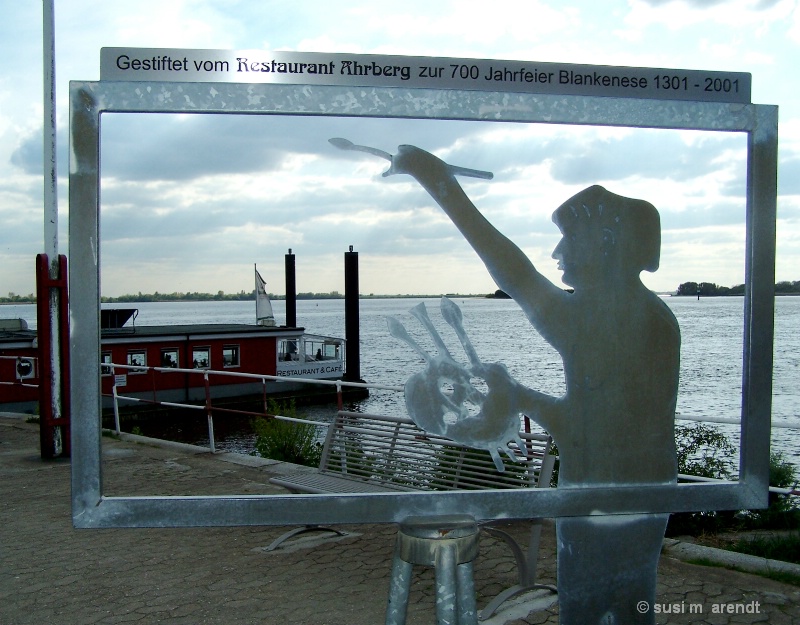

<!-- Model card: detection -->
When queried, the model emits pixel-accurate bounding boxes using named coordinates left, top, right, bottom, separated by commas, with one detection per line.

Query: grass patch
left=729, top=533, right=800, bottom=565
left=684, top=557, right=800, bottom=587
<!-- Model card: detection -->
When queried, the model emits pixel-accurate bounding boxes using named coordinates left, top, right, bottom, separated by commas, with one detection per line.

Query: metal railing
left=676, top=413, right=800, bottom=430
left=103, top=360, right=799, bottom=499
left=104, top=361, right=402, bottom=453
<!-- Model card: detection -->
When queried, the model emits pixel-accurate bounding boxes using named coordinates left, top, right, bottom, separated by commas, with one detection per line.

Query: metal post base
left=264, top=525, right=349, bottom=552
left=386, top=514, right=480, bottom=625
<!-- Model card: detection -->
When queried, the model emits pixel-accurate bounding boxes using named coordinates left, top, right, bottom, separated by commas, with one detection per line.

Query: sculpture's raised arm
left=385, top=144, right=568, bottom=433
left=387, top=145, right=567, bottom=335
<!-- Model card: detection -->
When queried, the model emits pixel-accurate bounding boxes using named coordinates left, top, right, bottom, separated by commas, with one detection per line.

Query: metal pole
left=343, top=246, right=362, bottom=383
left=43, top=0, right=58, bottom=261
left=111, top=366, right=121, bottom=435
left=285, top=249, right=296, bottom=327
left=204, top=372, right=216, bottom=453
left=41, top=0, right=64, bottom=457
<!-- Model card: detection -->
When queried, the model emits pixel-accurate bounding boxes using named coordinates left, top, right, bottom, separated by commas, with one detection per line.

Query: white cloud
left=0, top=0, right=796, bottom=298
left=628, top=0, right=796, bottom=31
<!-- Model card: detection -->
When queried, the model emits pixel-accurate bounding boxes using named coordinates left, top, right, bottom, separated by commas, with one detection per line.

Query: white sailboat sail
left=255, top=265, right=276, bottom=326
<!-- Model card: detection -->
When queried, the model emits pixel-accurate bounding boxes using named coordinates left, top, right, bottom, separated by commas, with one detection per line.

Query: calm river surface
left=4, top=296, right=799, bottom=471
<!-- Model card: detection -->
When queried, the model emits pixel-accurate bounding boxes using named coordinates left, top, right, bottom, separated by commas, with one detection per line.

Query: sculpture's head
left=551, top=185, right=661, bottom=288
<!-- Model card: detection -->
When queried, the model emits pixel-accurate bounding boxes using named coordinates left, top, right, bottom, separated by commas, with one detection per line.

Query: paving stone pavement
left=2, top=416, right=799, bottom=625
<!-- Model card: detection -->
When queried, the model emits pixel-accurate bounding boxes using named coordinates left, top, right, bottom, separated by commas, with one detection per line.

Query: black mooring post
left=344, top=245, right=362, bottom=383
left=285, top=248, right=297, bottom=328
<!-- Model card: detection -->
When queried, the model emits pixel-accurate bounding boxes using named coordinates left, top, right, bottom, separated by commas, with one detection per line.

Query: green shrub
left=549, top=441, right=559, bottom=488
left=669, top=426, right=800, bottom=536
left=252, top=401, right=323, bottom=467
left=675, top=423, right=736, bottom=480
left=739, top=452, right=800, bottom=530
left=770, top=451, right=798, bottom=490
left=668, top=423, right=738, bottom=536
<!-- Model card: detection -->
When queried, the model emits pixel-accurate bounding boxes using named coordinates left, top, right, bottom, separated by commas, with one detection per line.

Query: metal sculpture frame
left=69, top=79, right=777, bottom=529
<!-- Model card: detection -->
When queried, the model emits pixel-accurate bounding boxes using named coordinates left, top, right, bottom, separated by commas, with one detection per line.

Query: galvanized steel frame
left=69, top=80, right=777, bottom=528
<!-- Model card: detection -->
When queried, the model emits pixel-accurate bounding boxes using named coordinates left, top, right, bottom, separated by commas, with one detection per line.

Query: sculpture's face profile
left=551, top=224, right=608, bottom=289
left=551, top=185, right=662, bottom=290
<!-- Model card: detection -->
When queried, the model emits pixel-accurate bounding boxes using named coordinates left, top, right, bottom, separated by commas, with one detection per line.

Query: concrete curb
left=663, top=537, right=800, bottom=577
left=106, top=429, right=317, bottom=475
left=109, top=429, right=212, bottom=454
left=0, top=411, right=32, bottom=419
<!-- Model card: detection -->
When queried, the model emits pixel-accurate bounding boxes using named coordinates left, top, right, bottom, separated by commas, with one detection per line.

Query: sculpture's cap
left=552, top=185, right=661, bottom=272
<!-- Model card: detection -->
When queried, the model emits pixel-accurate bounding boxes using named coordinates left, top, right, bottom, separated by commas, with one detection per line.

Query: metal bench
left=269, top=410, right=558, bottom=619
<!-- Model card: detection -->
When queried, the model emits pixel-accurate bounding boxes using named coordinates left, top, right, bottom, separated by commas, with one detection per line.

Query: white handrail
left=678, top=473, right=799, bottom=497
left=103, top=360, right=800, bottom=462
left=107, top=361, right=404, bottom=392
left=104, top=360, right=403, bottom=451
left=676, top=413, right=800, bottom=430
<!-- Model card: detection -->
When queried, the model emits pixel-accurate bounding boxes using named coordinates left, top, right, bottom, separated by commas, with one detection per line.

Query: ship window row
left=278, top=338, right=341, bottom=362
left=100, top=344, right=241, bottom=375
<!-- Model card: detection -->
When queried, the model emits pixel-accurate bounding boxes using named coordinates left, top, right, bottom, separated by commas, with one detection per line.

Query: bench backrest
left=319, top=411, right=556, bottom=491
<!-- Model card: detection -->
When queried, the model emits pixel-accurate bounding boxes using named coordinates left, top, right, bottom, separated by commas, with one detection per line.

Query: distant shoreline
left=2, top=287, right=800, bottom=306
left=2, top=293, right=494, bottom=305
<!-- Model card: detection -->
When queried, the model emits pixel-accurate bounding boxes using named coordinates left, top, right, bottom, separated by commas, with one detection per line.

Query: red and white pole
left=38, top=0, right=70, bottom=458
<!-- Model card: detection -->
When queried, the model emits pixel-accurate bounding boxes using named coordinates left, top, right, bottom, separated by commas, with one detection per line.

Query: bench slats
left=270, top=472, right=409, bottom=494
left=272, top=410, right=554, bottom=494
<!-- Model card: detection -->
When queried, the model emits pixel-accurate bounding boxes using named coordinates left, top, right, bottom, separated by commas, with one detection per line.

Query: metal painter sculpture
left=387, top=299, right=526, bottom=472
left=339, top=140, right=680, bottom=625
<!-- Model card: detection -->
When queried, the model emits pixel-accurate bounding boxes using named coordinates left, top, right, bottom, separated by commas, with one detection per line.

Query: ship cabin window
left=161, top=349, right=179, bottom=368
left=305, top=339, right=341, bottom=361
left=192, top=347, right=210, bottom=369
left=278, top=339, right=298, bottom=362
left=127, top=350, right=147, bottom=374
left=101, top=351, right=113, bottom=376
left=222, top=345, right=240, bottom=368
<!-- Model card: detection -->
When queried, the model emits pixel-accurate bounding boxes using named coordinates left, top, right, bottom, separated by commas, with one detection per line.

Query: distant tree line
left=99, top=290, right=487, bottom=302
left=676, top=282, right=745, bottom=296
left=676, top=280, right=800, bottom=296
left=0, top=292, right=36, bottom=304
left=5, top=282, right=798, bottom=305
left=1, top=290, right=486, bottom=304
left=100, top=290, right=255, bottom=303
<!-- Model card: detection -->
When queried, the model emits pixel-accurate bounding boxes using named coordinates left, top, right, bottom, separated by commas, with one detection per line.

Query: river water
left=4, top=296, right=799, bottom=471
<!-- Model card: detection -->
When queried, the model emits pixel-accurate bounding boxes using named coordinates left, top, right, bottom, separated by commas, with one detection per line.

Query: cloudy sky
left=2, top=0, right=798, bottom=298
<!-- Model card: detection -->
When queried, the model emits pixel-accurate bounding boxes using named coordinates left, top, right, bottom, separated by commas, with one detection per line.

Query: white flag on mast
left=255, top=265, right=276, bottom=326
